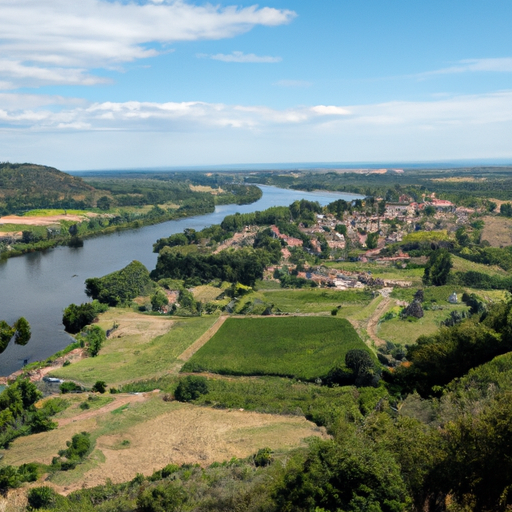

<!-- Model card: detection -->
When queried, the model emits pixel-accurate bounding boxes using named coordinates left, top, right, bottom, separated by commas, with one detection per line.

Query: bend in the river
left=0, top=185, right=362, bottom=375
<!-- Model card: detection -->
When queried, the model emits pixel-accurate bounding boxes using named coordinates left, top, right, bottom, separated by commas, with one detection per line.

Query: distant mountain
left=0, top=163, right=98, bottom=214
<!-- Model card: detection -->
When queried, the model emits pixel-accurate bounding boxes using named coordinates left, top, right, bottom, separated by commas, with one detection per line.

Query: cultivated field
left=182, top=316, right=369, bottom=380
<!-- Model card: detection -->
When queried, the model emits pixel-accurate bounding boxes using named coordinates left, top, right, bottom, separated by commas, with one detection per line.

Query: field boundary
left=176, top=315, right=229, bottom=363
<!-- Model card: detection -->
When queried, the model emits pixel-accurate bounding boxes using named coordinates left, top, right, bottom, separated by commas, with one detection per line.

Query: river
left=0, top=185, right=361, bottom=375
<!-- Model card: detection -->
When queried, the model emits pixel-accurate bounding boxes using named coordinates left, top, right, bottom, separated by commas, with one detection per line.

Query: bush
left=174, top=376, right=209, bottom=402
left=92, top=381, right=107, bottom=394
left=253, top=447, right=274, bottom=467
left=62, top=300, right=107, bottom=334
left=137, top=483, right=188, bottom=512
left=60, top=381, right=82, bottom=394
left=27, top=486, right=57, bottom=509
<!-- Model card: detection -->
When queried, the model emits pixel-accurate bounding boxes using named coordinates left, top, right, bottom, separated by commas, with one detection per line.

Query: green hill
left=0, top=162, right=97, bottom=214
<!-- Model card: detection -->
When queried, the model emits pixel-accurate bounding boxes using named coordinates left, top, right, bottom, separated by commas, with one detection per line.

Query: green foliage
left=388, top=300, right=512, bottom=397
left=0, top=317, right=31, bottom=353
left=423, top=249, right=452, bottom=286
left=52, top=432, right=92, bottom=471
left=137, top=482, right=189, bottom=512
left=275, top=436, right=411, bottom=512
left=183, top=317, right=370, bottom=381
left=60, top=381, right=82, bottom=394
left=253, top=447, right=273, bottom=467
left=366, top=231, right=379, bottom=249
left=0, top=162, right=95, bottom=215
left=27, top=486, right=58, bottom=509
left=91, top=381, right=107, bottom=394
left=150, top=291, right=169, bottom=312
left=77, top=325, right=106, bottom=357
left=152, top=246, right=277, bottom=287
left=85, top=260, right=155, bottom=306
left=500, top=202, right=512, bottom=217
left=174, top=376, right=209, bottom=402
left=0, top=463, right=38, bottom=495
left=62, top=300, right=108, bottom=334
left=0, top=380, right=62, bottom=448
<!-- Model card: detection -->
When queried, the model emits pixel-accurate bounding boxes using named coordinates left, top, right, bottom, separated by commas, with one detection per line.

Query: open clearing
left=182, top=316, right=369, bottom=380
left=0, top=213, right=91, bottom=226
left=481, top=215, right=512, bottom=247
left=52, top=310, right=216, bottom=386
left=1, top=395, right=326, bottom=493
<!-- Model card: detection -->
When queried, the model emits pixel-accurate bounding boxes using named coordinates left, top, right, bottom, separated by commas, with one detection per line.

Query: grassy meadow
left=182, top=316, right=369, bottom=380
left=52, top=310, right=217, bottom=386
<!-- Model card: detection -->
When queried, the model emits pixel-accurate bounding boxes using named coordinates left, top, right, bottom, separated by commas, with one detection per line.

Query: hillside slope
left=0, top=162, right=97, bottom=214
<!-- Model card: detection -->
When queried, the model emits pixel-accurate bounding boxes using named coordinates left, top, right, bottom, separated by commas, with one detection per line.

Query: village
left=226, top=193, right=480, bottom=291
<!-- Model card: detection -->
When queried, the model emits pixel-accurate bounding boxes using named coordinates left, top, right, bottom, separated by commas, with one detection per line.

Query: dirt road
left=57, top=393, right=149, bottom=427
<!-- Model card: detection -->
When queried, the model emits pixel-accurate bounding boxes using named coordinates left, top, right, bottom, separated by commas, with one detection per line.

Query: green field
left=182, top=316, right=370, bottom=380
left=52, top=312, right=217, bottom=386
left=233, top=288, right=373, bottom=316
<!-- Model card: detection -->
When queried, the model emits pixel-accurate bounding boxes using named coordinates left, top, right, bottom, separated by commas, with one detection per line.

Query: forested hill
left=0, top=162, right=97, bottom=214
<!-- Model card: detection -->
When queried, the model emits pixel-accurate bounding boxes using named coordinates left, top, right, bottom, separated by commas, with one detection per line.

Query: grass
left=192, top=285, right=225, bottom=302
left=256, top=288, right=373, bottom=314
left=182, top=316, right=369, bottom=380
left=23, top=209, right=91, bottom=217
left=451, top=254, right=509, bottom=276
left=324, top=261, right=424, bottom=283
left=377, top=305, right=469, bottom=346
left=482, top=215, right=512, bottom=247
left=51, top=310, right=217, bottom=386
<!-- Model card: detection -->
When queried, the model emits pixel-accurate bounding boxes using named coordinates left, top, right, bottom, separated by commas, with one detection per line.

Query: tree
left=96, top=196, right=111, bottom=211
left=423, top=249, right=452, bottom=286
left=150, top=291, right=169, bottom=312
left=345, top=349, right=379, bottom=387
left=92, top=381, right=107, bottom=393
left=174, top=376, right=208, bottom=402
left=366, top=231, right=379, bottom=250
left=0, top=318, right=31, bottom=354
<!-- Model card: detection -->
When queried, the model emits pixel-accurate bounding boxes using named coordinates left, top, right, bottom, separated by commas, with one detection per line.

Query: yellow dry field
left=96, top=309, right=175, bottom=343
left=0, top=214, right=89, bottom=226
left=481, top=216, right=512, bottom=247
left=431, top=177, right=486, bottom=183
left=1, top=395, right=326, bottom=494
left=192, top=285, right=224, bottom=302
left=189, top=184, right=223, bottom=194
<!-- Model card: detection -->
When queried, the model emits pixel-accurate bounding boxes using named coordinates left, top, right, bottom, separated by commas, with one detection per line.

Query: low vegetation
left=182, top=317, right=369, bottom=381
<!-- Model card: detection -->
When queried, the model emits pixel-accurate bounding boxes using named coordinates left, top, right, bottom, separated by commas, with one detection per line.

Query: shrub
left=174, top=376, right=209, bottom=402
left=92, top=381, right=107, bottom=394
left=27, top=486, right=57, bottom=509
left=60, top=381, right=82, bottom=394
left=253, top=447, right=274, bottom=467
left=137, top=483, right=188, bottom=512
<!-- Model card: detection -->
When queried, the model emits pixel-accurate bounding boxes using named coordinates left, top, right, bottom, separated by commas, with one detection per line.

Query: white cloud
left=2, top=90, right=512, bottom=135
left=311, top=105, right=350, bottom=116
left=0, top=0, right=296, bottom=88
left=418, top=58, right=512, bottom=78
left=202, top=51, right=282, bottom=63
left=3, top=90, right=512, bottom=169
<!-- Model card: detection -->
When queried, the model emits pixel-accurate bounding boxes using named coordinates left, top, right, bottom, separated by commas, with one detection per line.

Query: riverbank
left=0, top=186, right=362, bottom=376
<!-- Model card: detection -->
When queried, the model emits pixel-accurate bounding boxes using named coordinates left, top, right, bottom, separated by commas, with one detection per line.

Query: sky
left=1, top=0, right=512, bottom=170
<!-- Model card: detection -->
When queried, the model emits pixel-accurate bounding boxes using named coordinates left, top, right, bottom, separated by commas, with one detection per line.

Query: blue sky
left=1, top=0, right=512, bottom=170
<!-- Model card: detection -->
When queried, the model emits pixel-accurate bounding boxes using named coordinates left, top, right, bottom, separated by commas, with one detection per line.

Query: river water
left=0, top=185, right=360, bottom=376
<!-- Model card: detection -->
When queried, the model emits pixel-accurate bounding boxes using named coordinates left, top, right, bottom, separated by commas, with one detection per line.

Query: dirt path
left=366, top=296, right=393, bottom=347
left=167, top=315, right=229, bottom=375
left=57, top=393, right=149, bottom=427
